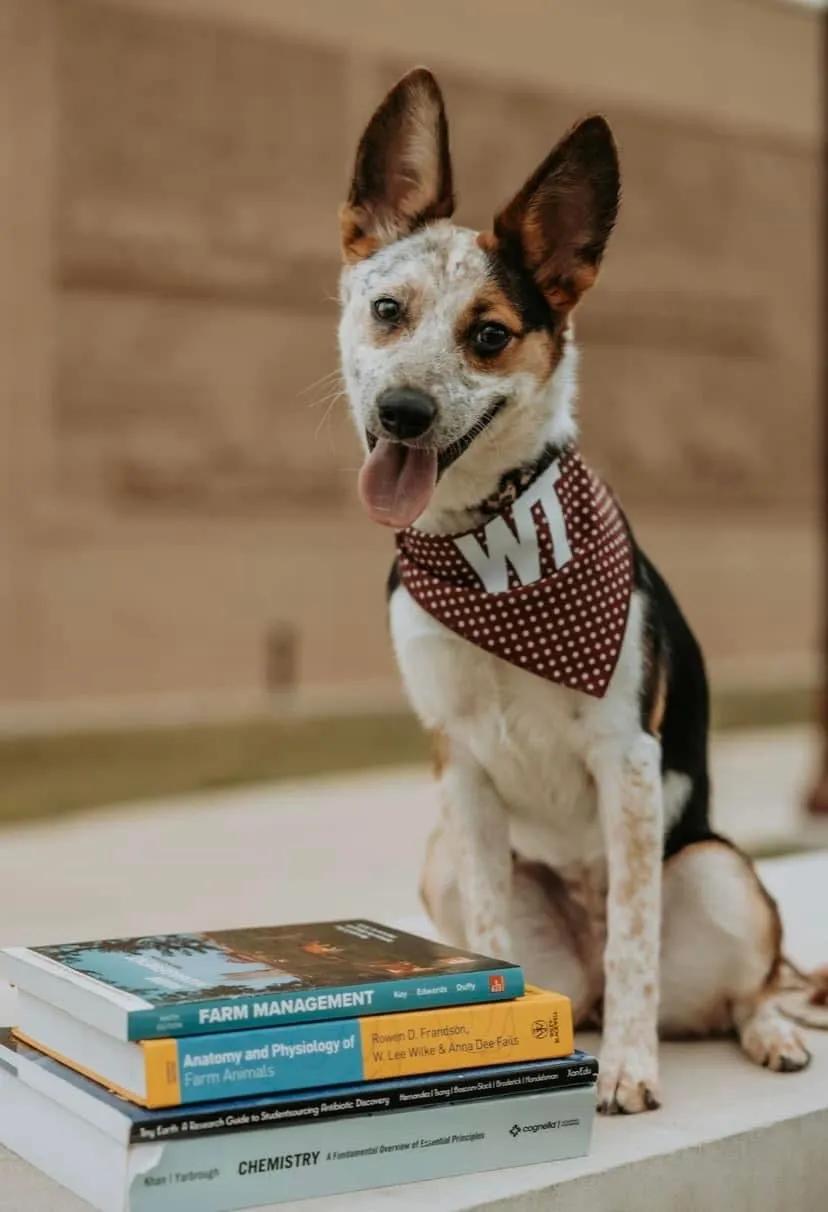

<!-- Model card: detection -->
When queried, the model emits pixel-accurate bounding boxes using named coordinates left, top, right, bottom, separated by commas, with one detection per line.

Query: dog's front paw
left=597, top=1045, right=661, bottom=1115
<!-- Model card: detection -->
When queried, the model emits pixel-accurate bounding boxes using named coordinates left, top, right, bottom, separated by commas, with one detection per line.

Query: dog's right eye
left=472, top=322, right=511, bottom=355
left=373, top=297, right=402, bottom=323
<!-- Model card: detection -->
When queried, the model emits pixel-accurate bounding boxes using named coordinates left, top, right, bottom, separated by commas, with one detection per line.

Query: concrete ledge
left=1, top=851, right=826, bottom=1211
left=365, top=854, right=827, bottom=1211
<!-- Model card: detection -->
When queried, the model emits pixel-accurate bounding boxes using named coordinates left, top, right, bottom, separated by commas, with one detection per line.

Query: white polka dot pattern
left=396, top=450, right=634, bottom=698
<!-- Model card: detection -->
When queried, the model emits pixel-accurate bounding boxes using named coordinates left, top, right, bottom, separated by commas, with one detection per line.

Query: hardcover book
left=0, top=919, right=523, bottom=1040
left=0, top=1034, right=595, bottom=1211
left=13, top=984, right=573, bottom=1107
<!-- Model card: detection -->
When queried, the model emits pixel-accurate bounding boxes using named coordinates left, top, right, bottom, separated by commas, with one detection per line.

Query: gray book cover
left=130, top=1084, right=595, bottom=1210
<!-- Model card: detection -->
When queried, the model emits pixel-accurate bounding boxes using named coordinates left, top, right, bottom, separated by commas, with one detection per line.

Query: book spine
left=128, top=966, right=524, bottom=1040
left=128, top=1085, right=596, bottom=1211
left=144, top=991, right=573, bottom=1108
left=131, top=1055, right=599, bottom=1142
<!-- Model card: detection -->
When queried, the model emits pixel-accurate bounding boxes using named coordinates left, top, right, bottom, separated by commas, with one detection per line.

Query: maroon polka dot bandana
left=396, top=449, right=634, bottom=697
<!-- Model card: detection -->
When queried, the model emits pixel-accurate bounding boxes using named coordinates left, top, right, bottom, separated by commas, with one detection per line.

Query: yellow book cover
left=359, top=985, right=573, bottom=1081
left=14, top=985, right=573, bottom=1107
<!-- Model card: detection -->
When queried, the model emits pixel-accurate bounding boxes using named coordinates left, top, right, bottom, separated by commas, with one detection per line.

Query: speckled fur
left=339, top=68, right=814, bottom=1114
left=339, top=222, right=577, bottom=533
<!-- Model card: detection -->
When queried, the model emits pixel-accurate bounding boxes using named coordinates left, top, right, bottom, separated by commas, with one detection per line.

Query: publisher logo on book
left=510, top=1119, right=572, bottom=1138
left=488, top=974, right=506, bottom=994
left=531, top=1012, right=559, bottom=1040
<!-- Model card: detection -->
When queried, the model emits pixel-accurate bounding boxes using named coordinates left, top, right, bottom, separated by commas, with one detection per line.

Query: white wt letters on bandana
left=396, top=450, right=634, bottom=698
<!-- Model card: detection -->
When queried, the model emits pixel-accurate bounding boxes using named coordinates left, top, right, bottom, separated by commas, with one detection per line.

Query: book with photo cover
left=0, top=919, right=523, bottom=1040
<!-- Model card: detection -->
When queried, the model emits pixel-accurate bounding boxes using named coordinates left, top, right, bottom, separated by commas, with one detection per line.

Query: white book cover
left=0, top=1045, right=595, bottom=1211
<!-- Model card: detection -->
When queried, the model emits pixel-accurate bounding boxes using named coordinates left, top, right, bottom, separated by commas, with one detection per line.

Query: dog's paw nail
left=597, top=1050, right=660, bottom=1115
left=740, top=1013, right=812, bottom=1073
left=767, top=1044, right=811, bottom=1073
left=777, top=1050, right=811, bottom=1072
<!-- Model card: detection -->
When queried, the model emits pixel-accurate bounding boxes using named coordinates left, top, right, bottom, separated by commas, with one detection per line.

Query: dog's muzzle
left=436, top=396, right=507, bottom=474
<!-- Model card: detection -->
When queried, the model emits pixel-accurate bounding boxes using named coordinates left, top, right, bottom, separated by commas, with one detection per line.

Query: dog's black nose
left=377, top=387, right=438, bottom=441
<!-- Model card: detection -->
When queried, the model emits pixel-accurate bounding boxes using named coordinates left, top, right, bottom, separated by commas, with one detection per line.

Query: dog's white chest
left=391, top=587, right=607, bottom=869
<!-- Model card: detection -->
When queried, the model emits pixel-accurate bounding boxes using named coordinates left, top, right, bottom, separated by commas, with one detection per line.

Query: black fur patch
left=627, top=533, right=716, bottom=859
left=387, top=560, right=401, bottom=601
left=485, top=243, right=559, bottom=334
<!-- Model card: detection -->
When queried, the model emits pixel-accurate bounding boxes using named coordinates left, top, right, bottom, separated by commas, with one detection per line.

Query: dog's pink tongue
left=358, top=440, right=438, bottom=528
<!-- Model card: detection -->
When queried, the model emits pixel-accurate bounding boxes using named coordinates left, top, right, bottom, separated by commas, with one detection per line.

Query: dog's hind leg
left=659, top=839, right=811, bottom=1071
left=420, top=821, right=596, bottom=1022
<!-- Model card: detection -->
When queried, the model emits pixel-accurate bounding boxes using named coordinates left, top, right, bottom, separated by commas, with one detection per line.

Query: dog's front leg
left=441, top=747, right=514, bottom=961
left=592, top=733, right=663, bottom=1114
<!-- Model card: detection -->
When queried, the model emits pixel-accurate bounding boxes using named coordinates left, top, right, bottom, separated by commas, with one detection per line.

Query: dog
left=336, top=67, right=825, bottom=1113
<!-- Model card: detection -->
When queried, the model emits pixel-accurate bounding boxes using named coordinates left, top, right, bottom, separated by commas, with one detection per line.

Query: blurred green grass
left=0, top=683, right=814, bottom=828
left=0, top=712, right=428, bottom=826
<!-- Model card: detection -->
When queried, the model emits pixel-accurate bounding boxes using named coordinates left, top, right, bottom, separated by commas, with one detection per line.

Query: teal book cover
left=24, top=920, right=524, bottom=1039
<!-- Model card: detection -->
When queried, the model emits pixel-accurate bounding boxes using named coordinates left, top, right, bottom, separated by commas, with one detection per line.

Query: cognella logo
left=489, top=975, right=505, bottom=994
left=509, top=1120, right=561, bottom=1137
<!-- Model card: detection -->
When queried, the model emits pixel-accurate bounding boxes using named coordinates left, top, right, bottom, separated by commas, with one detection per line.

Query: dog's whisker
left=313, top=390, right=346, bottom=441
left=306, top=381, right=347, bottom=413
left=304, top=386, right=345, bottom=409
left=301, top=370, right=341, bottom=394
left=300, top=369, right=344, bottom=399
left=308, top=388, right=344, bottom=411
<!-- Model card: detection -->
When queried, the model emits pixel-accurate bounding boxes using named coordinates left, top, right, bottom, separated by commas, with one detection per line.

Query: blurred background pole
left=806, top=7, right=828, bottom=817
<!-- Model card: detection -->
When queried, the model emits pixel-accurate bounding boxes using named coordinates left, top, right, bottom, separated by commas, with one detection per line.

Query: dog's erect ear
left=491, top=116, right=619, bottom=310
left=339, top=68, right=454, bottom=264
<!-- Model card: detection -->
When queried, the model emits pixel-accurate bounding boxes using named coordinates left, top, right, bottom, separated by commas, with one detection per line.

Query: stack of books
left=0, top=920, right=597, bottom=1210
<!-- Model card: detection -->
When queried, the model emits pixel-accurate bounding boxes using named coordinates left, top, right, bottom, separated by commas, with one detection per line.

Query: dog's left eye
left=472, top=323, right=511, bottom=355
left=373, top=297, right=402, bottom=323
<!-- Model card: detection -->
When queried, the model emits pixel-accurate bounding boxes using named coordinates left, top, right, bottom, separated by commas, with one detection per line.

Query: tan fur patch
left=517, top=329, right=562, bottom=379
left=339, top=204, right=380, bottom=264
left=489, top=329, right=559, bottom=381
left=808, top=967, right=828, bottom=1005
left=514, top=857, right=607, bottom=1004
left=431, top=729, right=450, bottom=779
left=660, top=838, right=784, bottom=1033
left=531, top=252, right=598, bottom=311
left=495, top=190, right=599, bottom=313
left=686, top=839, right=785, bottom=992
left=455, top=286, right=560, bottom=380
left=455, top=289, right=523, bottom=338
left=418, top=822, right=444, bottom=923
left=647, top=653, right=669, bottom=738
left=513, top=858, right=590, bottom=965
left=370, top=284, right=424, bottom=345
left=751, top=857, right=784, bottom=990
left=475, top=231, right=499, bottom=256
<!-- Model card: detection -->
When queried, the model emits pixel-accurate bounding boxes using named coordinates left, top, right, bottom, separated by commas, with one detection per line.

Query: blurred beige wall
left=0, top=0, right=821, bottom=708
